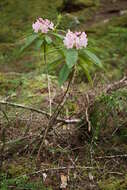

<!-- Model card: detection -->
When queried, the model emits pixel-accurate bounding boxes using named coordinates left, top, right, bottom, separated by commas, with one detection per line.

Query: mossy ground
left=98, top=175, right=127, bottom=190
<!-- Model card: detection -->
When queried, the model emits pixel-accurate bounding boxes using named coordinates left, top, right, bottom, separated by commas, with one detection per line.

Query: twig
left=57, top=118, right=81, bottom=124
left=85, top=94, right=91, bottom=132
left=0, top=127, right=6, bottom=169
left=107, top=172, right=124, bottom=176
left=0, top=107, right=8, bottom=169
left=96, top=154, right=127, bottom=159
left=28, top=165, right=96, bottom=176
left=0, top=108, right=9, bottom=122
left=0, top=135, right=34, bottom=148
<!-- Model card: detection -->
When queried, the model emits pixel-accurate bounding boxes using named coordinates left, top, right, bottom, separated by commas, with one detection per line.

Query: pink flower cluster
left=32, top=18, right=54, bottom=34
left=63, top=30, right=88, bottom=49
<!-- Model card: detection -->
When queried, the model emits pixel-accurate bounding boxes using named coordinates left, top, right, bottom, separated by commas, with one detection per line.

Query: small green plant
left=0, top=174, right=50, bottom=190
left=91, top=89, right=127, bottom=140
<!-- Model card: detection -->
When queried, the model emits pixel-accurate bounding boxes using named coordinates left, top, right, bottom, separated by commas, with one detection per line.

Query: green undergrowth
left=98, top=175, right=127, bottom=190
left=91, top=89, right=127, bottom=141
left=0, top=173, right=52, bottom=190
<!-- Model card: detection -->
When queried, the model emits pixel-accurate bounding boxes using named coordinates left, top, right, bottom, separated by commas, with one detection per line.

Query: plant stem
left=36, top=71, right=74, bottom=163
left=44, top=41, right=52, bottom=116
left=49, top=72, right=73, bottom=123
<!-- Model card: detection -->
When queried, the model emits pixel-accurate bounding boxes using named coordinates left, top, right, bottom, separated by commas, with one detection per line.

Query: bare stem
left=50, top=70, right=74, bottom=124
left=44, top=42, right=52, bottom=116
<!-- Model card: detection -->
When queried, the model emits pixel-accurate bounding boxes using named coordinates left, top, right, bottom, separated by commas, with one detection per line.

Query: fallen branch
left=105, top=76, right=127, bottom=93
left=0, top=135, right=33, bottom=148
left=0, top=101, right=50, bottom=117
left=106, top=172, right=124, bottom=176
left=27, top=165, right=98, bottom=176
left=86, top=76, right=127, bottom=107
left=0, top=100, right=81, bottom=124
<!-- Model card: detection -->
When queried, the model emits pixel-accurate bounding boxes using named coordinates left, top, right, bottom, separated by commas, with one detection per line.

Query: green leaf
left=35, top=39, right=44, bottom=50
left=64, top=49, right=78, bottom=69
left=45, top=36, right=52, bottom=44
left=52, top=32, right=64, bottom=40
left=20, top=34, right=39, bottom=53
left=58, top=64, right=71, bottom=86
left=46, top=57, right=63, bottom=72
left=83, top=49, right=102, bottom=68
left=79, top=58, right=93, bottom=85
left=79, top=52, right=93, bottom=67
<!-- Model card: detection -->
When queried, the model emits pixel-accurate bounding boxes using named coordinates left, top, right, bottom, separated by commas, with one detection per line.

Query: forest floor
left=0, top=0, right=127, bottom=189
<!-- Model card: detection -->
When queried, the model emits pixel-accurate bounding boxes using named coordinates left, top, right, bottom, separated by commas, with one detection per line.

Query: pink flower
left=32, top=18, right=54, bottom=34
left=63, top=30, right=76, bottom=49
left=78, top=32, right=88, bottom=48
left=64, top=30, right=88, bottom=49
left=32, top=20, right=42, bottom=33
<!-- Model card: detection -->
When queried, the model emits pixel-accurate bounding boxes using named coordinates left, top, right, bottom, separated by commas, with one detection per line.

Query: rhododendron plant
left=20, top=16, right=103, bottom=87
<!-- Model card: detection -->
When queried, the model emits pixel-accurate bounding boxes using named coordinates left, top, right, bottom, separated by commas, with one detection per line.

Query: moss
left=0, top=72, right=53, bottom=106
left=98, top=176, right=127, bottom=190
left=8, top=164, right=27, bottom=176
left=110, top=13, right=127, bottom=27
left=3, top=157, right=36, bottom=177
left=82, top=171, right=88, bottom=177
left=78, top=0, right=99, bottom=6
